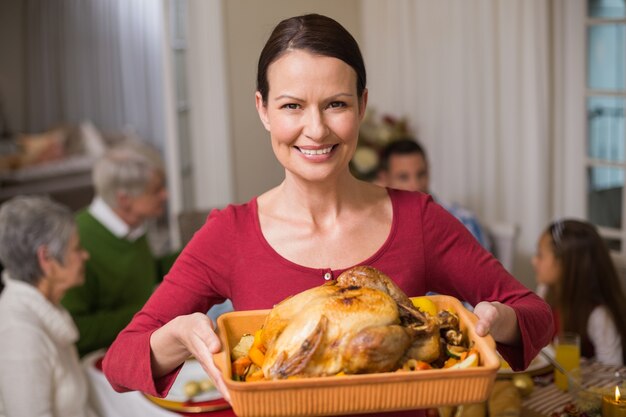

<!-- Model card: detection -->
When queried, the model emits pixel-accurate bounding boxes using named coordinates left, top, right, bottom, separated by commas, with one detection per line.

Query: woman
left=533, top=219, right=626, bottom=365
left=0, top=196, right=95, bottom=417
left=103, top=14, right=553, bottom=415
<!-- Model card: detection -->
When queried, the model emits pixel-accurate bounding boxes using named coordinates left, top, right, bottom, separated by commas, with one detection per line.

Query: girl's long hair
left=547, top=219, right=626, bottom=363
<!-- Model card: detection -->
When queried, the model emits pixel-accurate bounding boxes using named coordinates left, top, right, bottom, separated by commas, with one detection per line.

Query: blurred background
left=0, top=0, right=624, bottom=289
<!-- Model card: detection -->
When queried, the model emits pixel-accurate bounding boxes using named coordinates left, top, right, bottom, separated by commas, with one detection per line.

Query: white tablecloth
left=83, top=350, right=180, bottom=417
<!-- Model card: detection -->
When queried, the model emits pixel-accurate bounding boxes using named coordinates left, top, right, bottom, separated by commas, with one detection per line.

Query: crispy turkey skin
left=260, top=266, right=440, bottom=379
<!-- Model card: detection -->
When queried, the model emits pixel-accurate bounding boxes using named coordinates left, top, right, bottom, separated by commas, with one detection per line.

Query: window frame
left=584, top=11, right=626, bottom=255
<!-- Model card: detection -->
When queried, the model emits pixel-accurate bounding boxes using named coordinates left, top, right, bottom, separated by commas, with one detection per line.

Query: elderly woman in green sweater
left=61, top=140, right=178, bottom=357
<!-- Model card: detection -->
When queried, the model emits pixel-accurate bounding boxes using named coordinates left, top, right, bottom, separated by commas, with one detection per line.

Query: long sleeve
left=418, top=195, right=553, bottom=370
left=0, top=327, right=55, bottom=417
left=588, top=306, right=623, bottom=366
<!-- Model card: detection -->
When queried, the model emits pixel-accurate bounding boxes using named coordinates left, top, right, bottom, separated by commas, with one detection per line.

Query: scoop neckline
left=251, top=188, right=399, bottom=275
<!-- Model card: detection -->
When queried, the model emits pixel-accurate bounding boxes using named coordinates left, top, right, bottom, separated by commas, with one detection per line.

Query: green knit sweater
left=61, top=210, right=177, bottom=356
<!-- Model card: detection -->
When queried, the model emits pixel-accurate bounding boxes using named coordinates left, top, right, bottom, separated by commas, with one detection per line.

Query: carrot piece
left=414, top=360, right=433, bottom=370
left=402, top=359, right=433, bottom=371
left=252, top=329, right=266, bottom=353
left=245, top=369, right=265, bottom=382
left=232, top=356, right=252, bottom=377
left=248, top=346, right=265, bottom=368
left=443, top=357, right=459, bottom=368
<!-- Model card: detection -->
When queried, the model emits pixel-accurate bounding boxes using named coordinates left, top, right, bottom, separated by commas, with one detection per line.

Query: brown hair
left=378, top=138, right=427, bottom=173
left=256, top=14, right=366, bottom=105
left=546, top=219, right=626, bottom=363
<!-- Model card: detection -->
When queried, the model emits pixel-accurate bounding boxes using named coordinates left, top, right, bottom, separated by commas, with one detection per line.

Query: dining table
left=83, top=350, right=235, bottom=417
left=520, top=359, right=626, bottom=417
left=84, top=303, right=238, bottom=417
left=84, top=347, right=625, bottom=417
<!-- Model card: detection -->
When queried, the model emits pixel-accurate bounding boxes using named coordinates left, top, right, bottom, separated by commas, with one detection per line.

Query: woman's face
left=51, top=230, right=89, bottom=292
left=256, top=50, right=367, bottom=183
left=532, top=232, right=562, bottom=286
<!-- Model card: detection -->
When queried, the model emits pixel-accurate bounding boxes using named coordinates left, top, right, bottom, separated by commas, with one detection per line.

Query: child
left=533, top=219, right=626, bottom=365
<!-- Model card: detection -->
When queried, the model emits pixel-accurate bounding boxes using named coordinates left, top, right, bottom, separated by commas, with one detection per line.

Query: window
left=585, top=0, right=626, bottom=252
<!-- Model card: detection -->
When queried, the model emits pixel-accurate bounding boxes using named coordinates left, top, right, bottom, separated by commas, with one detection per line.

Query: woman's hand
left=149, top=312, right=230, bottom=402
left=473, top=301, right=521, bottom=346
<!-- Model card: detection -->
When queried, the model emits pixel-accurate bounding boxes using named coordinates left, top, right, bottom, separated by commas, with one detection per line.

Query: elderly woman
left=61, top=140, right=177, bottom=357
left=0, top=196, right=95, bottom=417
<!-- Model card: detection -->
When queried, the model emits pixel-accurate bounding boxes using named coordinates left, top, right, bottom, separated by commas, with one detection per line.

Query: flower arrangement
left=350, top=108, right=413, bottom=181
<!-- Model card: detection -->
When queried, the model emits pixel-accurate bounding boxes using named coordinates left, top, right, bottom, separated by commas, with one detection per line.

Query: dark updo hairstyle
left=256, top=13, right=366, bottom=105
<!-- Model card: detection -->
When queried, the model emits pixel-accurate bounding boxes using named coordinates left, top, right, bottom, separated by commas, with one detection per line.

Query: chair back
left=486, top=222, right=519, bottom=273
left=177, top=208, right=214, bottom=245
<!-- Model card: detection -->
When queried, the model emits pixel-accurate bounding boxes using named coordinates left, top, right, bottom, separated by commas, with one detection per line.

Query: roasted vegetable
left=231, top=334, right=254, bottom=360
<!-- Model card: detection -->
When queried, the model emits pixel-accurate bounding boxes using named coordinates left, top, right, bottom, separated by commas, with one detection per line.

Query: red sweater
left=103, top=189, right=553, bottom=415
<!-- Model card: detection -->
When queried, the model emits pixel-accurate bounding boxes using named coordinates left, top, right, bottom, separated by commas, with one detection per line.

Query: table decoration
left=350, top=108, right=412, bottom=181
left=602, top=386, right=626, bottom=417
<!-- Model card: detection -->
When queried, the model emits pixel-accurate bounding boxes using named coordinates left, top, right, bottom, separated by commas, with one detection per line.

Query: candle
left=602, top=386, right=626, bottom=417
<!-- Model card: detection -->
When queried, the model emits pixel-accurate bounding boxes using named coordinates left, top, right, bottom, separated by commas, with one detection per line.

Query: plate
left=163, top=359, right=222, bottom=403
left=144, top=359, right=230, bottom=413
left=144, top=395, right=230, bottom=414
left=498, top=346, right=553, bottom=377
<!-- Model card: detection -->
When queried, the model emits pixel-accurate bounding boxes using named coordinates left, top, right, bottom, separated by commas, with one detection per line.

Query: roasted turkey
left=260, top=266, right=440, bottom=379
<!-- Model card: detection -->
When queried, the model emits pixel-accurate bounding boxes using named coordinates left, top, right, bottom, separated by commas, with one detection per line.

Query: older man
left=62, top=140, right=177, bottom=356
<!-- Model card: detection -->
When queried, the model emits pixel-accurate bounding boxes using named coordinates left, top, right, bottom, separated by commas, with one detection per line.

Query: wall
left=223, top=0, right=361, bottom=203
left=0, top=0, right=24, bottom=135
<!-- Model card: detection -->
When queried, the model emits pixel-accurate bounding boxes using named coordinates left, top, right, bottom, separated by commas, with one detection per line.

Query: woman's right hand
left=149, top=312, right=231, bottom=402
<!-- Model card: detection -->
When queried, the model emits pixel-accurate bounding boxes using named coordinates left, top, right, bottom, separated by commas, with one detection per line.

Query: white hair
left=0, top=196, right=75, bottom=285
left=92, top=140, right=164, bottom=208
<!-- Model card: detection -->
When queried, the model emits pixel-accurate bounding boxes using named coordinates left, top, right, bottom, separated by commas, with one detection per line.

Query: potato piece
left=231, top=334, right=255, bottom=360
left=199, top=379, right=215, bottom=392
left=184, top=379, right=215, bottom=398
left=184, top=380, right=201, bottom=398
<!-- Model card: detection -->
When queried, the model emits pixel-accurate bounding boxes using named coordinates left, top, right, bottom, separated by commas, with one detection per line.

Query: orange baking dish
left=213, top=295, right=500, bottom=417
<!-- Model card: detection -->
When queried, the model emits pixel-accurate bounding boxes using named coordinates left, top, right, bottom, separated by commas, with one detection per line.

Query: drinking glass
left=554, top=332, right=581, bottom=391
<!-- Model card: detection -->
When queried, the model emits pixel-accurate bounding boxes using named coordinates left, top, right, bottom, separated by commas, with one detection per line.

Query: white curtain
left=361, top=0, right=551, bottom=285
left=25, top=0, right=166, bottom=150
left=551, top=0, right=586, bottom=220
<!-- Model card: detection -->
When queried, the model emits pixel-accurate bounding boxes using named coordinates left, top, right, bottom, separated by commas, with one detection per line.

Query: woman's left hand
left=473, top=301, right=521, bottom=345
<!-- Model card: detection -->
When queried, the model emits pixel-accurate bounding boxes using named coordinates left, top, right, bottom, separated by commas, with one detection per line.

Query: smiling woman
left=255, top=50, right=366, bottom=188
left=103, top=13, right=553, bottom=417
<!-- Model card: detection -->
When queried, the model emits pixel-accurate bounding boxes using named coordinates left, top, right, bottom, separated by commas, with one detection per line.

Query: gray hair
left=92, top=140, right=164, bottom=208
left=0, top=196, right=75, bottom=285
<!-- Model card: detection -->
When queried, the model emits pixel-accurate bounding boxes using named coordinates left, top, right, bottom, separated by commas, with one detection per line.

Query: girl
left=533, top=219, right=626, bottom=365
